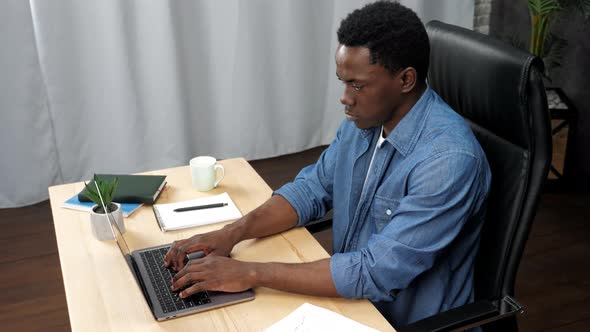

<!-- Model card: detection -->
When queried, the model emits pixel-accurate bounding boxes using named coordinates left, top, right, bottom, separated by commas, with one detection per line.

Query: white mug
left=190, top=156, right=225, bottom=191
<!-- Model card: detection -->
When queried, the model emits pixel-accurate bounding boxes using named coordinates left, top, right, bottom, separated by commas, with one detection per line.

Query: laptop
left=95, top=183, right=255, bottom=321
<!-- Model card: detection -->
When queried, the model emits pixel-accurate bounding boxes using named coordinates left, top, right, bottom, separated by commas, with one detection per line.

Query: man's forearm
left=250, top=258, right=339, bottom=297
left=219, top=194, right=339, bottom=297
left=225, top=195, right=299, bottom=243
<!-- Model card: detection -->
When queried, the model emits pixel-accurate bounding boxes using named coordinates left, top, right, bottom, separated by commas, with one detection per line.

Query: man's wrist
left=247, top=262, right=263, bottom=288
left=222, top=218, right=247, bottom=245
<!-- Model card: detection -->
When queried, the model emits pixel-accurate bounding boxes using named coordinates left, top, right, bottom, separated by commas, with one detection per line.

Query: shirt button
left=386, top=209, right=392, bottom=216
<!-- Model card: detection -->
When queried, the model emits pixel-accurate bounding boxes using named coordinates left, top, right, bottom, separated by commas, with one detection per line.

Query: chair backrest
left=425, top=21, right=552, bottom=302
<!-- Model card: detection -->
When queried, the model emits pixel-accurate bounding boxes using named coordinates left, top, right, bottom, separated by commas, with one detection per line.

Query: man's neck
left=383, top=83, right=427, bottom=137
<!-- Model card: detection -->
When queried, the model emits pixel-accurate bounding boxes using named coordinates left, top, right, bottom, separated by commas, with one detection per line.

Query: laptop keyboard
left=140, top=247, right=211, bottom=314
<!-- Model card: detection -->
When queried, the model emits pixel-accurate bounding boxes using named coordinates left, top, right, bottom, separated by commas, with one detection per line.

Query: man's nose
left=340, top=87, right=354, bottom=106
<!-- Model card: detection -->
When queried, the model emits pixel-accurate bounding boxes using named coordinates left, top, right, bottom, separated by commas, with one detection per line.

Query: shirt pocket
left=370, top=195, right=401, bottom=233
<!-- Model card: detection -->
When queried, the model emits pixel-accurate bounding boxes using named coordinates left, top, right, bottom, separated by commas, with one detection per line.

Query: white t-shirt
left=362, top=126, right=387, bottom=191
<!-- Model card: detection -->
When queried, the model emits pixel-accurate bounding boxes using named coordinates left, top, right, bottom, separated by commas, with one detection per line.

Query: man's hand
left=164, top=195, right=298, bottom=271
left=171, top=256, right=256, bottom=298
left=171, top=255, right=338, bottom=299
left=164, top=226, right=239, bottom=271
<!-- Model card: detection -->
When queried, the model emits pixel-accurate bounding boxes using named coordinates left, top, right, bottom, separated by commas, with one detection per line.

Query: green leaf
left=545, top=33, right=567, bottom=62
left=528, top=0, right=561, bottom=15
left=82, top=180, right=101, bottom=206
left=557, top=0, right=590, bottom=18
left=502, top=33, right=527, bottom=50
left=82, top=174, right=119, bottom=211
left=575, top=0, right=590, bottom=18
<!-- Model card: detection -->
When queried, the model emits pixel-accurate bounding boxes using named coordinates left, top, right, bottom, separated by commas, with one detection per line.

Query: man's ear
left=399, top=67, right=417, bottom=93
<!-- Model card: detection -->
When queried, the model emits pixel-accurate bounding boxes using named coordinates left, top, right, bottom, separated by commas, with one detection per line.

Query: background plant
left=527, top=0, right=590, bottom=79
left=83, top=175, right=119, bottom=213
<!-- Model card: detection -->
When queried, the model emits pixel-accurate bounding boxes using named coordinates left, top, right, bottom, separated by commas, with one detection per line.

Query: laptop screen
left=93, top=183, right=150, bottom=296
left=108, top=211, right=132, bottom=257
left=93, top=182, right=132, bottom=257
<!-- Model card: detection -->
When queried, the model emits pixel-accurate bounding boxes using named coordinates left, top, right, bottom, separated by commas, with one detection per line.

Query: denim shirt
left=275, top=87, right=491, bottom=326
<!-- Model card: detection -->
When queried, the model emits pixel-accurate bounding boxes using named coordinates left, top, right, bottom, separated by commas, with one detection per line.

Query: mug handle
left=213, top=164, right=225, bottom=188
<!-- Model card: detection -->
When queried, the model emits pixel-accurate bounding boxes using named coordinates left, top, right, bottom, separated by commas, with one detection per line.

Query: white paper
left=153, top=192, right=242, bottom=231
left=264, top=303, right=379, bottom=332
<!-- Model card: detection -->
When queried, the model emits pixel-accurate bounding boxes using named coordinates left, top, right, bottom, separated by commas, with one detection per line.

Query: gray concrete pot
left=90, top=203, right=125, bottom=241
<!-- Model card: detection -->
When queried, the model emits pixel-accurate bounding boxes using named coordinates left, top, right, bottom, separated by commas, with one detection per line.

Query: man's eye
left=351, top=83, right=363, bottom=91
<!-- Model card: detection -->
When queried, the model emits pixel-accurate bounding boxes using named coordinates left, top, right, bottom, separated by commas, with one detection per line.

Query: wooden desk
left=49, top=158, right=394, bottom=331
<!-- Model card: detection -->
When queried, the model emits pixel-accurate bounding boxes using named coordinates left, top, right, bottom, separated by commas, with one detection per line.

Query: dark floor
left=0, top=146, right=589, bottom=331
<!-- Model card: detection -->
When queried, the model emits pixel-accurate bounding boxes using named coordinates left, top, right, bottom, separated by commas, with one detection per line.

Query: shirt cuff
left=273, top=182, right=316, bottom=227
left=330, top=251, right=363, bottom=299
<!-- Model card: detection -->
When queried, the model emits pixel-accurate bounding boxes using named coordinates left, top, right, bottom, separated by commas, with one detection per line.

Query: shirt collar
left=383, top=86, right=434, bottom=157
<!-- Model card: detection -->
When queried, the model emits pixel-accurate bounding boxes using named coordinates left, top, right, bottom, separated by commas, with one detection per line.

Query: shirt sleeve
left=273, top=125, right=343, bottom=227
left=330, top=150, right=490, bottom=301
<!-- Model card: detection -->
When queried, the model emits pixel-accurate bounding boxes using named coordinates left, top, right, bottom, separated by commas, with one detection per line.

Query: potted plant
left=83, top=175, right=125, bottom=240
left=527, top=0, right=590, bottom=80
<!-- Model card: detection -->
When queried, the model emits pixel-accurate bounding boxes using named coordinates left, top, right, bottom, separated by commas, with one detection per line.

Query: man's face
left=335, top=45, right=403, bottom=131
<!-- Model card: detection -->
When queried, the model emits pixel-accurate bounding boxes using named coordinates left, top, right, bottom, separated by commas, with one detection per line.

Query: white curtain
left=0, top=0, right=474, bottom=208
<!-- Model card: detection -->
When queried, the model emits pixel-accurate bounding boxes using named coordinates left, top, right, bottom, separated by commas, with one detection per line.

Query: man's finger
left=180, top=281, right=211, bottom=298
left=163, top=246, right=179, bottom=267
left=172, top=268, right=197, bottom=286
left=172, top=259, right=203, bottom=283
left=171, top=272, right=197, bottom=291
left=172, top=245, right=188, bottom=271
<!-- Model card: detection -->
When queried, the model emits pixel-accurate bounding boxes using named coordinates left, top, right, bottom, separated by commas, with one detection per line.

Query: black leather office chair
left=400, top=21, right=552, bottom=331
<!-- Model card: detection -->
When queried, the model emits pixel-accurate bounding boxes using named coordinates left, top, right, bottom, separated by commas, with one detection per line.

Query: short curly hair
left=337, top=1, right=429, bottom=82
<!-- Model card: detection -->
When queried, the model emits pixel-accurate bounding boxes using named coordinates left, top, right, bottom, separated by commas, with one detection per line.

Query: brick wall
left=474, top=0, right=492, bottom=34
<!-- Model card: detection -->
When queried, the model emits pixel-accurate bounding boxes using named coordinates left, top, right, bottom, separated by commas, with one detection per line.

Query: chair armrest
left=305, top=218, right=332, bottom=233
left=398, top=296, right=523, bottom=332
left=398, top=300, right=497, bottom=332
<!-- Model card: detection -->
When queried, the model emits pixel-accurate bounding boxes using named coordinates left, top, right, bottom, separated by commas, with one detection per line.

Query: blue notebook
left=62, top=194, right=143, bottom=218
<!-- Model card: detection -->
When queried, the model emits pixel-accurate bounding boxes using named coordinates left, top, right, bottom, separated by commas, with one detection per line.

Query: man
left=165, top=1, right=491, bottom=326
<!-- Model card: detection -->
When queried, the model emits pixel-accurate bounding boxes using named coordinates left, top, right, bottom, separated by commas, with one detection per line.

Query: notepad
left=62, top=194, right=143, bottom=218
left=78, top=174, right=167, bottom=204
left=264, top=303, right=378, bottom=332
left=152, top=192, right=242, bottom=231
